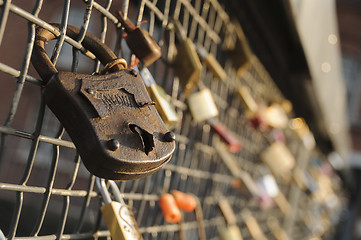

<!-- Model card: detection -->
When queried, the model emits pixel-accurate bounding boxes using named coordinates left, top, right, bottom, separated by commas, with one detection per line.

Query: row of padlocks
left=0, top=1, right=345, bottom=239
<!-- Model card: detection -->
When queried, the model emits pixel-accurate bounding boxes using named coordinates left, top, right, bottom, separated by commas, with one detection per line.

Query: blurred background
left=0, top=0, right=360, bottom=239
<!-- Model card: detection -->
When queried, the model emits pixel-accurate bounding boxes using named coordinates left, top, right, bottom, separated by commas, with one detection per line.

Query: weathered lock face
left=45, top=70, right=176, bottom=180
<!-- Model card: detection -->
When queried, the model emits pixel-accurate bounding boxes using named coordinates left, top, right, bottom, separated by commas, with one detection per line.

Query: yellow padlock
left=97, top=178, right=143, bottom=240
left=138, top=66, right=178, bottom=129
left=197, top=46, right=227, bottom=81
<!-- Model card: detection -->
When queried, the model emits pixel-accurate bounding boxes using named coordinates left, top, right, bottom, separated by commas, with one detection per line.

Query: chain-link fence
left=0, top=0, right=345, bottom=239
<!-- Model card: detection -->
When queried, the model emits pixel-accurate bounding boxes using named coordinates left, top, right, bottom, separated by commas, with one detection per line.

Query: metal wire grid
left=0, top=0, right=343, bottom=239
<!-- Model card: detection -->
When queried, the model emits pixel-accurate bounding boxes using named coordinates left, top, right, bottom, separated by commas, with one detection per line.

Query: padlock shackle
left=117, top=11, right=135, bottom=33
left=32, top=24, right=125, bottom=84
left=96, top=178, right=126, bottom=205
left=96, top=178, right=112, bottom=204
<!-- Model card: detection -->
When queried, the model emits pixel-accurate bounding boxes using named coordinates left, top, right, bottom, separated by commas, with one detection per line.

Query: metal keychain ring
left=32, top=23, right=125, bottom=84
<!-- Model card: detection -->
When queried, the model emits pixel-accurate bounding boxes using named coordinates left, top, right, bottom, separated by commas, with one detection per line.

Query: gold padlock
left=97, top=178, right=143, bottom=240
left=172, top=20, right=202, bottom=97
left=260, top=142, right=296, bottom=181
left=187, top=88, right=218, bottom=122
left=197, top=46, right=227, bottom=81
left=227, top=22, right=252, bottom=76
left=138, top=66, right=178, bottom=129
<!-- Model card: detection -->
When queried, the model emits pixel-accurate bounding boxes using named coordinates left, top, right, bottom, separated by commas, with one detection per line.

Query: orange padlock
left=159, top=193, right=182, bottom=223
left=171, top=190, right=197, bottom=212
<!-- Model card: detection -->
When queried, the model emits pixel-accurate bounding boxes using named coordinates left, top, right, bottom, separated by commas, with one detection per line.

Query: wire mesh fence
left=0, top=0, right=346, bottom=239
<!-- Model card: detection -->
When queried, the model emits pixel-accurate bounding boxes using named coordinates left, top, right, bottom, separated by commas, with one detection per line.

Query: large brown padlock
left=117, top=11, right=161, bottom=66
left=31, top=24, right=175, bottom=180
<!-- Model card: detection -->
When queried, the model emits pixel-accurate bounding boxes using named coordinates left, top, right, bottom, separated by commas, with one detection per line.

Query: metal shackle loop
left=32, top=23, right=126, bottom=84
left=96, top=178, right=126, bottom=205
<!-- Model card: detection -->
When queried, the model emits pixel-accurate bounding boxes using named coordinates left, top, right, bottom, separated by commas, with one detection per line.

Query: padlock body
left=260, top=142, right=295, bottom=180
left=44, top=70, right=175, bottom=180
left=187, top=88, right=218, bottom=122
left=147, top=84, right=178, bottom=129
left=174, top=38, right=202, bottom=97
left=101, top=201, right=143, bottom=240
left=126, top=28, right=161, bottom=66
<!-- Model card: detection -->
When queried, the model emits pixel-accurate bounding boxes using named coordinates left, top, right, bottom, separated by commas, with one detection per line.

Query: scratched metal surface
left=0, top=0, right=344, bottom=239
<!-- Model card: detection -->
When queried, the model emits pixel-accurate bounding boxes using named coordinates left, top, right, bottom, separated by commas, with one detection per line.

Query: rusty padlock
left=31, top=24, right=175, bottom=180
left=117, top=11, right=161, bottom=66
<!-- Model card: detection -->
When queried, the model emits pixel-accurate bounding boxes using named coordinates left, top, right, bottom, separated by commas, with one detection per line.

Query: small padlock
left=117, top=11, right=161, bottom=66
left=218, top=199, right=243, bottom=240
left=159, top=193, right=182, bottom=223
left=227, top=22, right=252, bottom=76
left=171, top=20, right=202, bottom=97
left=197, top=46, right=227, bottom=81
left=187, top=88, right=218, bottom=122
left=208, top=118, right=242, bottom=153
left=97, top=178, right=143, bottom=240
left=137, top=66, right=178, bottom=130
left=31, top=24, right=175, bottom=180
left=260, top=142, right=295, bottom=181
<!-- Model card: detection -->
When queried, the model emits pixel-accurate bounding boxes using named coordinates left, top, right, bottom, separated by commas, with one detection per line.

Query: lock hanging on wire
left=137, top=65, right=179, bottom=130
left=117, top=11, right=162, bottom=66
left=31, top=24, right=176, bottom=180
left=97, top=178, right=143, bottom=240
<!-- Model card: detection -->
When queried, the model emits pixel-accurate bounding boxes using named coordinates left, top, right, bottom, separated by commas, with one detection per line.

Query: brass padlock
left=117, top=11, right=161, bottom=66
left=226, top=22, right=252, bottom=76
left=97, top=178, right=143, bottom=239
left=187, top=88, right=218, bottom=122
left=197, top=46, right=227, bottom=81
left=137, top=66, right=178, bottom=130
left=171, top=20, right=202, bottom=97
left=31, top=24, right=175, bottom=180
left=260, top=142, right=295, bottom=181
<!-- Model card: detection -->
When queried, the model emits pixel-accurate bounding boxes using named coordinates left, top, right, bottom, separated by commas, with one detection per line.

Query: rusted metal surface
left=31, top=24, right=175, bottom=180
left=116, top=11, right=162, bottom=66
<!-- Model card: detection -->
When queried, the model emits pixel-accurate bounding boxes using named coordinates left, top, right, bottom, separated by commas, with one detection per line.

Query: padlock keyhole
left=129, top=124, right=154, bottom=155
